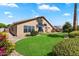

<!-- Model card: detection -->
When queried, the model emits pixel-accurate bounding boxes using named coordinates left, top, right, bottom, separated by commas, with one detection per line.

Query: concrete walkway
left=7, top=33, right=24, bottom=43
left=9, top=50, right=23, bottom=56
left=7, top=33, right=24, bottom=56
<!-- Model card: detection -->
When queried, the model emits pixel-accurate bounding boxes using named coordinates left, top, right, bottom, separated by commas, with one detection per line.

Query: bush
left=5, top=40, right=15, bottom=55
left=52, top=38, right=79, bottom=56
left=47, top=33, right=64, bottom=38
left=0, top=34, right=6, bottom=41
left=0, top=40, right=5, bottom=47
left=0, top=32, right=15, bottom=56
left=0, top=32, right=8, bottom=39
left=31, top=30, right=38, bottom=36
left=0, top=40, right=15, bottom=56
left=69, top=31, right=79, bottom=38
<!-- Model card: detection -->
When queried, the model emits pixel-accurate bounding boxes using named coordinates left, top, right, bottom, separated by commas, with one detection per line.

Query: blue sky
left=0, top=3, right=79, bottom=26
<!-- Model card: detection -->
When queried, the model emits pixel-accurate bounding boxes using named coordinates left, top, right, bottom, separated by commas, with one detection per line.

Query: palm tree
left=73, top=3, right=77, bottom=31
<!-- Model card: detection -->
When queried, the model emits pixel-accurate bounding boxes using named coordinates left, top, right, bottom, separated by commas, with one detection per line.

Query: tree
left=63, top=22, right=72, bottom=33
left=0, top=23, right=6, bottom=28
left=6, top=24, right=12, bottom=28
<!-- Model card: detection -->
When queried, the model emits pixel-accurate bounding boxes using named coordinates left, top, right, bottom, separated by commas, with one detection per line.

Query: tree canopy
left=0, top=23, right=7, bottom=28
left=63, top=22, right=72, bottom=33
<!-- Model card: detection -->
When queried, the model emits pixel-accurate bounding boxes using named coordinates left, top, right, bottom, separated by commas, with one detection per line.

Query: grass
left=15, top=33, right=64, bottom=56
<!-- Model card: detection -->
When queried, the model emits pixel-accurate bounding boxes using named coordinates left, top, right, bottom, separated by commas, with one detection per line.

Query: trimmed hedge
left=47, top=33, right=64, bottom=38
left=69, top=31, right=79, bottom=38
left=52, top=38, right=79, bottom=56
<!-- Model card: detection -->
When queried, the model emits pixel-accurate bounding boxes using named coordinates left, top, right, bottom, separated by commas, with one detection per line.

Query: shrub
left=0, top=34, right=6, bottom=41
left=0, top=40, right=15, bottom=56
left=5, top=40, right=15, bottom=55
left=0, top=32, right=15, bottom=56
left=69, top=31, right=79, bottom=38
left=0, top=40, right=5, bottom=47
left=52, top=38, right=79, bottom=56
left=0, top=32, right=7, bottom=39
left=30, top=29, right=38, bottom=36
left=47, top=33, right=64, bottom=38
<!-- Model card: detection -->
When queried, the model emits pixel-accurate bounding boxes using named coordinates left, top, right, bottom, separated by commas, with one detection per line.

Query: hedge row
left=52, top=38, right=79, bottom=56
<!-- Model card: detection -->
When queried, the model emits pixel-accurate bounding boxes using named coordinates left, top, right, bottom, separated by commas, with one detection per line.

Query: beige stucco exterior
left=42, top=18, right=53, bottom=33
left=17, top=19, right=38, bottom=37
left=10, top=17, right=55, bottom=37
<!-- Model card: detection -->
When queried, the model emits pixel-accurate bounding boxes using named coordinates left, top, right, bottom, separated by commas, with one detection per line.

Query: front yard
left=15, top=33, right=64, bottom=56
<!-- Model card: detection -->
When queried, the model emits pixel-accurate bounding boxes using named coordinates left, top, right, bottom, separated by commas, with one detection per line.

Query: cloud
left=4, top=11, right=13, bottom=18
left=8, top=15, right=13, bottom=18
left=33, top=15, right=39, bottom=18
left=38, top=4, right=60, bottom=11
left=0, top=3, right=19, bottom=8
left=4, top=11, right=12, bottom=15
left=64, top=13, right=71, bottom=16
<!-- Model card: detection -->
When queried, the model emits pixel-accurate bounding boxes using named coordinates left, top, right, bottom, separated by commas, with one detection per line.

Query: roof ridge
left=13, top=16, right=45, bottom=24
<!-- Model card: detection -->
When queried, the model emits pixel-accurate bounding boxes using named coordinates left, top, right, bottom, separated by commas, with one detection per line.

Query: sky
left=0, top=3, right=79, bottom=26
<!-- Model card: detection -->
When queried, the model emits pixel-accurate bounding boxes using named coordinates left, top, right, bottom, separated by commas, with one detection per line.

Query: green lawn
left=15, top=33, right=64, bottom=56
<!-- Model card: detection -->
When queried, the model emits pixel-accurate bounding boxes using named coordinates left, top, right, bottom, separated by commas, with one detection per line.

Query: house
left=9, top=16, right=56, bottom=37
left=54, top=26, right=62, bottom=32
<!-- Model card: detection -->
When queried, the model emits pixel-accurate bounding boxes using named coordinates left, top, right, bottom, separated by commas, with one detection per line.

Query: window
left=44, top=24, right=47, bottom=26
left=24, top=26, right=34, bottom=32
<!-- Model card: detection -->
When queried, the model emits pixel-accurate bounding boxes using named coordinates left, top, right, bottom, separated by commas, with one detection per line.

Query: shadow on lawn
left=47, top=34, right=64, bottom=38
left=46, top=52, right=57, bottom=56
left=46, top=52, right=53, bottom=56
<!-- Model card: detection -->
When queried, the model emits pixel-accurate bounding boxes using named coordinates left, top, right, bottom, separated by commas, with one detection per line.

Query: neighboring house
left=9, top=16, right=56, bottom=37
left=54, top=26, right=62, bottom=32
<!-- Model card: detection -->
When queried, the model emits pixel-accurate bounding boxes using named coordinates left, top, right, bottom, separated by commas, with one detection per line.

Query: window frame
left=24, top=25, right=34, bottom=33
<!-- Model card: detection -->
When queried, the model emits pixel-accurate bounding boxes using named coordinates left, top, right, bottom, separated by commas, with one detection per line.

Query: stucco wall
left=16, top=18, right=53, bottom=37
left=42, top=18, right=53, bottom=33
left=17, top=19, right=38, bottom=37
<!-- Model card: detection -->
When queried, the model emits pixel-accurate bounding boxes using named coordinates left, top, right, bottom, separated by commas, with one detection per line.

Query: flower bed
left=0, top=32, right=15, bottom=56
